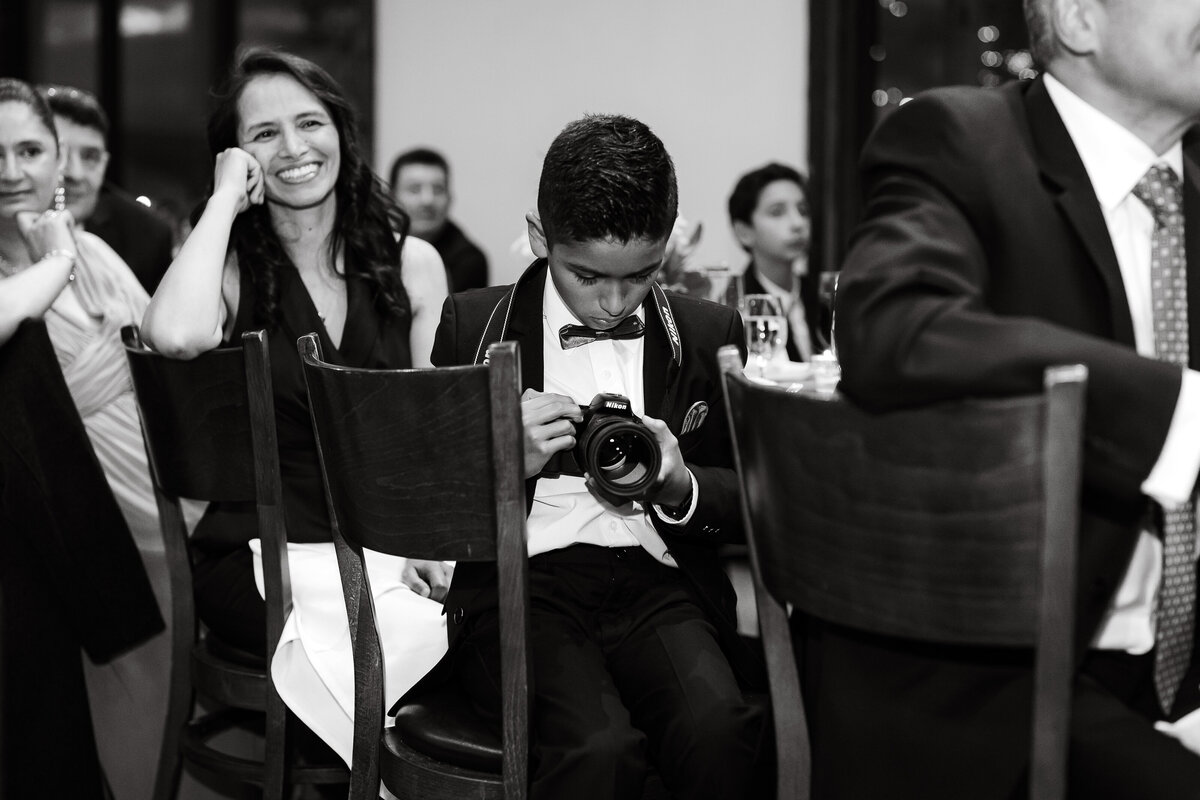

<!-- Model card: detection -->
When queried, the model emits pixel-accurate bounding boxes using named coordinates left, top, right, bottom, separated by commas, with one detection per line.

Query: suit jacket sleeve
left=835, top=90, right=1181, bottom=504
left=652, top=307, right=744, bottom=544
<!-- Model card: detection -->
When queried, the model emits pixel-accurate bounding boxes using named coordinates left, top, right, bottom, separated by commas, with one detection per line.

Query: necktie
left=1133, top=164, right=1197, bottom=714
left=558, top=316, right=645, bottom=350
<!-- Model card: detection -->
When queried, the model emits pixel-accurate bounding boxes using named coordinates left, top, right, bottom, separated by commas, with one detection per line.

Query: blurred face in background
left=0, top=100, right=59, bottom=223
left=56, top=116, right=109, bottom=222
left=734, top=178, right=811, bottom=268
left=393, top=162, right=450, bottom=240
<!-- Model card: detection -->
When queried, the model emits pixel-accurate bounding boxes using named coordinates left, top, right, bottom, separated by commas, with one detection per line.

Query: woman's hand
left=15, top=209, right=77, bottom=262
left=401, top=559, right=454, bottom=603
left=212, top=148, right=264, bottom=214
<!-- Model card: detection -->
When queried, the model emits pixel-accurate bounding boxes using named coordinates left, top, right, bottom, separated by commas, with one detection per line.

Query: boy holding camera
left=425, top=114, right=767, bottom=799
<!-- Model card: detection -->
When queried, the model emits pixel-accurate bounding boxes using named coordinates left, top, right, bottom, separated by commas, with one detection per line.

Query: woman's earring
left=54, top=176, right=66, bottom=212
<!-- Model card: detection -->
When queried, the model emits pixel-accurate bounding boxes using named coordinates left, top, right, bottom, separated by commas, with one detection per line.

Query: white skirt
left=250, top=540, right=449, bottom=766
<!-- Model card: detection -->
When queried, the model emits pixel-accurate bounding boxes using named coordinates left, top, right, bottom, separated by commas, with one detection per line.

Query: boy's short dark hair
left=727, top=162, right=809, bottom=227
left=537, top=114, right=678, bottom=248
left=388, top=147, right=449, bottom=189
left=38, top=84, right=109, bottom=142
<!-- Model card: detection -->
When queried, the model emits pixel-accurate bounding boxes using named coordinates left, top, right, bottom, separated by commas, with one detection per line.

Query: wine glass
left=742, top=294, right=787, bottom=376
left=817, top=270, right=840, bottom=357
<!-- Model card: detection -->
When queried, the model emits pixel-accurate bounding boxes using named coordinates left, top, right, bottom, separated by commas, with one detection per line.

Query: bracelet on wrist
left=41, top=249, right=77, bottom=282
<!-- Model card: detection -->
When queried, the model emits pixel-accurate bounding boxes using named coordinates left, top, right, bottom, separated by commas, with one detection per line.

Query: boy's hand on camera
left=521, top=388, right=582, bottom=479
left=640, top=415, right=690, bottom=508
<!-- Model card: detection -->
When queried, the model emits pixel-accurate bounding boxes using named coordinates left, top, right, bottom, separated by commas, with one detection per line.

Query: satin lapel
left=741, top=265, right=764, bottom=296
left=486, top=260, right=547, bottom=391
left=1025, top=77, right=1135, bottom=346
left=642, top=284, right=682, bottom=424
left=1185, top=146, right=1200, bottom=368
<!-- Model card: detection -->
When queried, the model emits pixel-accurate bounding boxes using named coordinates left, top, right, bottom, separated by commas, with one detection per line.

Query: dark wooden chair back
left=299, top=333, right=529, bottom=800
left=718, top=345, right=1086, bottom=800
left=122, top=325, right=342, bottom=800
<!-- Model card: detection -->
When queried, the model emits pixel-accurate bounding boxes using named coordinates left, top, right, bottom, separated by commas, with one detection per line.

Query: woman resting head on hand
left=140, top=49, right=450, bottom=768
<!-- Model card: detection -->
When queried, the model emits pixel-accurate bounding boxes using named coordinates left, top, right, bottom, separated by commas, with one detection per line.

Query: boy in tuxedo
left=427, top=114, right=768, bottom=799
left=728, top=162, right=822, bottom=360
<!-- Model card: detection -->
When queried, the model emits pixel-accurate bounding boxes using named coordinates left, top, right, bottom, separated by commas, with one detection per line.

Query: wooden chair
left=717, top=345, right=1087, bottom=800
left=121, top=325, right=346, bottom=800
left=299, top=334, right=530, bottom=800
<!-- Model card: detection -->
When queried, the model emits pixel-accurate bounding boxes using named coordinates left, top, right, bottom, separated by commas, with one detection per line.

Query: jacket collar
left=1025, top=75, right=1136, bottom=346
left=476, top=259, right=683, bottom=418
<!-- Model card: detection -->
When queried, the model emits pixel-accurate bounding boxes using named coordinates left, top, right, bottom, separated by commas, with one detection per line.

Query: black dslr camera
left=541, top=393, right=662, bottom=505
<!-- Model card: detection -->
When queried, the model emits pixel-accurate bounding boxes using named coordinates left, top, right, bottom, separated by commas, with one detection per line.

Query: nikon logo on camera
left=604, top=398, right=629, bottom=413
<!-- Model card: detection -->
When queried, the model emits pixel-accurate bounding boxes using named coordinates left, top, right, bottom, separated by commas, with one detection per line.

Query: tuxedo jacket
left=426, top=260, right=762, bottom=688
left=88, top=184, right=175, bottom=294
left=818, top=76, right=1200, bottom=797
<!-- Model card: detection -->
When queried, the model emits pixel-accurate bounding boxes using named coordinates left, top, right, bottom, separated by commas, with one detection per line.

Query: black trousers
left=455, top=544, right=769, bottom=800
left=1069, top=648, right=1200, bottom=799
left=797, top=615, right=1200, bottom=800
left=191, top=544, right=268, bottom=655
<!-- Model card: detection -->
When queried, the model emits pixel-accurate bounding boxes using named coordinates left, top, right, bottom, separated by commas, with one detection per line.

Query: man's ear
left=1055, top=0, right=1101, bottom=56
left=526, top=210, right=549, bottom=259
left=732, top=219, right=756, bottom=251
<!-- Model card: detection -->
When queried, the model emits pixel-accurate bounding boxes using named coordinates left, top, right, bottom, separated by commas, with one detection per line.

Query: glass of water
left=742, top=294, right=787, bottom=376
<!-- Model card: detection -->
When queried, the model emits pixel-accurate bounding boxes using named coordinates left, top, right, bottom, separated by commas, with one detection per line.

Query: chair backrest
left=718, top=345, right=1086, bottom=800
left=121, top=325, right=293, bottom=797
left=298, top=333, right=529, bottom=800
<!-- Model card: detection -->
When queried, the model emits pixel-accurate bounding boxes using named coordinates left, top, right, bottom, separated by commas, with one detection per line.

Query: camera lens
left=595, top=431, right=653, bottom=486
left=580, top=418, right=660, bottom=498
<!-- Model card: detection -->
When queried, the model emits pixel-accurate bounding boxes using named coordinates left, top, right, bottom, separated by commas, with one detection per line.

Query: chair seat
left=392, top=681, right=502, bottom=773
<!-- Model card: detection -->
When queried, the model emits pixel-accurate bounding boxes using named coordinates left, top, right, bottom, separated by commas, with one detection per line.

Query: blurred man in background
left=390, top=147, right=488, bottom=291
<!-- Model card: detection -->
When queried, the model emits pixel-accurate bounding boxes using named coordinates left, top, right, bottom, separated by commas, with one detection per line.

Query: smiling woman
left=0, top=77, right=178, bottom=800
left=139, top=47, right=451, bottom=771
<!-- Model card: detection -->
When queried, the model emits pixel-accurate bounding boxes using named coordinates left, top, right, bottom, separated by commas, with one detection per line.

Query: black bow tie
left=558, top=316, right=646, bottom=349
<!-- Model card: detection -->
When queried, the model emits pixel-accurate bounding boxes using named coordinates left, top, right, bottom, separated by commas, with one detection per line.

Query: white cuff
left=1142, top=368, right=1200, bottom=508
left=653, top=468, right=698, bottom=526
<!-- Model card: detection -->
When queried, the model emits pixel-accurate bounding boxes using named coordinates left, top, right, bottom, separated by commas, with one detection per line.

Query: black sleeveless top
left=191, top=256, right=413, bottom=551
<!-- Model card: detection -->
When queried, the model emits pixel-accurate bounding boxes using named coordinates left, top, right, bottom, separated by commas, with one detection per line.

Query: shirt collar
left=752, top=267, right=797, bottom=307
left=542, top=271, right=646, bottom=348
left=1044, top=72, right=1183, bottom=213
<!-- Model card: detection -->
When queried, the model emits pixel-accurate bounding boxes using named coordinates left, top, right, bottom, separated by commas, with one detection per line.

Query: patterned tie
left=558, top=316, right=645, bottom=349
left=1132, top=164, right=1197, bottom=714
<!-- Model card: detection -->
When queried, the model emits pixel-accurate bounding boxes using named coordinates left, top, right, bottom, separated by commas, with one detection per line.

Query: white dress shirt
left=527, top=276, right=694, bottom=566
left=1045, top=73, right=1200, bottom=653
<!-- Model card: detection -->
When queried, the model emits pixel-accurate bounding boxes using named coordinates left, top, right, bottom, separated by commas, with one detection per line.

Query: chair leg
left=262, top=687, right=289, bottom=800
left=153, top=681, right=192, bottom=800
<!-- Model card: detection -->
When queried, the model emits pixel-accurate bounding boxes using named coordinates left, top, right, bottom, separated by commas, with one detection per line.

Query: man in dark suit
left=826, top=0, right=1200, bottom=797
left=40, top=84, right=175, bottom=293
left=728, top=162, right=824, bottom=360
left=389, top=147, right=489, bottom=291
left=422, top=114, right=766, bottom=800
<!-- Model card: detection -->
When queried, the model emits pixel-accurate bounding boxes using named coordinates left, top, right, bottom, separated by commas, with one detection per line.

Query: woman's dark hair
left=0, top=78, right=59, bottom=144
left=39, top=84, right=108, bottom=140
left=206, top=47, right=409, bottom=329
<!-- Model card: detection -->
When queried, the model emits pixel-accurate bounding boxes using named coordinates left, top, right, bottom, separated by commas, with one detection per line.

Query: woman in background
left=142, top=48, right=450, bottom=766
left=0, top=77, right=172, bottom=800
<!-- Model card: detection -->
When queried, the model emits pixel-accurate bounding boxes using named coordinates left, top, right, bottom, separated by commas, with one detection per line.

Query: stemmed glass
left=817, top=270, right=840, bottom=358
left=742, top=293, right=787, bottom=376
